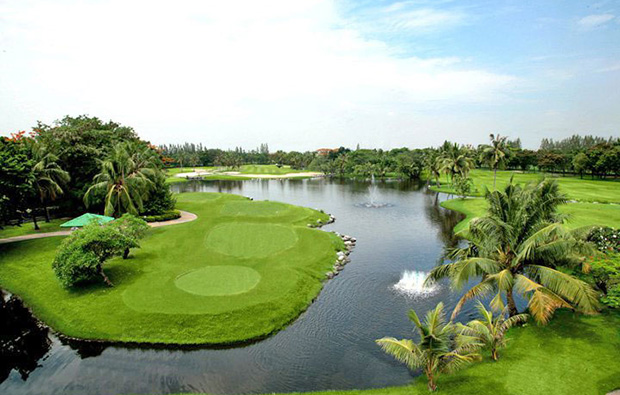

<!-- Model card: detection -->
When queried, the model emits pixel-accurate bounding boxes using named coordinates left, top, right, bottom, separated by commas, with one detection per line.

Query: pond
left=1, top=178, right=482, bottom=395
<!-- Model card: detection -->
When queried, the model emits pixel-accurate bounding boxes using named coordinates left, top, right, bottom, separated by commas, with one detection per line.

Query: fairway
left=0, top=193, right=345, bottom=344
left=432, top=169, right=620, bottom=203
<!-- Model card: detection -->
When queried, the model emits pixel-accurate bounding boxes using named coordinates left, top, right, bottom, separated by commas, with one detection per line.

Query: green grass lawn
left=442, top=198, right=620, bottom=235
left=175, top=311, right=619, bottom=395
left=0, top=218, right=66, bottom=239
left=237, top=164, right=315, bottom=175
left=431, top=169, right=620, bottom=203
left=0, top=193, right=344, bottom=344
left=165, top=165, right=317, bottom=183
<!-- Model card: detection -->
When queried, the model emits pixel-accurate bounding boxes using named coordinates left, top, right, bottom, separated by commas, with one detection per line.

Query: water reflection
left=0, top=291, right=51, bottom=383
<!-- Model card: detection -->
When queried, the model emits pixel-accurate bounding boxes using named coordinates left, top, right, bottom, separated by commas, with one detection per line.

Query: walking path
left=0, top=210, right=197, bottom=244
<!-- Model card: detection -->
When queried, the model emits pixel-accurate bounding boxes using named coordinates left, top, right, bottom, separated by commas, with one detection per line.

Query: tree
left=52, top=221, right=137, bottom=287
left=456, top=302, right=528, bottom=361
left=108, top=213, right=149, bottom=259
left=481, top=133, right=511, bottom=189
left=427, top=179, right=599, bottom=324
left=34, top=115, right=139, bottom=210
left=84, top=142, right=161, bottom=217
left=452, top=174, right=473, bottom=198
left=27, top=140, right=70, bottom=225
left=397, top=151, right=424, bottom=180
left=0, top=137, right=35, bottom=227
left=572, top=152, right=589, bottom=179
left=425, top=150, right=442, bottom=187
left=439, top=142, right=474, bottom=182
left=376, top=302, right=481, bottom=392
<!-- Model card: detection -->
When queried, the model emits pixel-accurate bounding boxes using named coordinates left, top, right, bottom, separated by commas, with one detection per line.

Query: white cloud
left=577, top=13, right=615, bottom=29
left=0, top=0, right=516, bottom=149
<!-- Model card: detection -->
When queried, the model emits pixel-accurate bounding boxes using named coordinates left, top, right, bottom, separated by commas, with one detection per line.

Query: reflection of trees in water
left=423, top=190, right=463, bottom=249
left=0, top=291, right=51, bottom=383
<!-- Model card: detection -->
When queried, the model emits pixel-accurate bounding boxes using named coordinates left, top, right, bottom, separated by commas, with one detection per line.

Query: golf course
left=0, top=193, right=345, bottom=344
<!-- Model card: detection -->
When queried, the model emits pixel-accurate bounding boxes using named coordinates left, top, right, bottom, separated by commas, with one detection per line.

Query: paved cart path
left=0, top=211, right=197, bottom=244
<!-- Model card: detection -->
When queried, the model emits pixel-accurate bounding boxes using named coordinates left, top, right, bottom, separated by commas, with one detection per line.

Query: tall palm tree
left=439, top=142, right=475, bottom=182
left=29, top=141, right=70, bottom=227
left=84, top=142, right=161, bottom=217
left=424, top=150, right=442, bottom=187
left=456, top=302, right=528, bottom=361
left=376, top=302, right=481, bottom=392
left=481, top=133, right=511, bottom=190
left=427, top=179, right=599, bottom=324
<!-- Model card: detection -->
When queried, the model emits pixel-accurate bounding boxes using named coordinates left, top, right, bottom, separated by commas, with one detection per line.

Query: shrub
left=578, top=253, right=620, bottom=309
left=142, top=210, right=181, bottom=222
left=453, top=174, right=473, bottom=198
left=52, top=221, right=137, bottom=287
left=587, top=227, right=620, bottom=253
left=108, top=214, right=149, bottom=258
left=140, top=175, right=176, bottom=215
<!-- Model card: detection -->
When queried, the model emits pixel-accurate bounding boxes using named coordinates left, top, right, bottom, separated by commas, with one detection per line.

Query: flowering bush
left=587, top=226, right=620, bottom=253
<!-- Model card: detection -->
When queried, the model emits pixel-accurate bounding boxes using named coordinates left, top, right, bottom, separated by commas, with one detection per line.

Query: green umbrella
left=60, top=213, right=115, bottom=228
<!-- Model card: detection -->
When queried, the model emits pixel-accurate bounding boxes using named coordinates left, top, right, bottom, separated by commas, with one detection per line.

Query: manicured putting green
left=175, top=266, right=261, bottom=296
left=207, top=222, right=298, bottom=257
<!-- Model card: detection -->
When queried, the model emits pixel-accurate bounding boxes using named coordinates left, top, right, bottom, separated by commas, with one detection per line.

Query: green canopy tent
left=60, top=213, right=115, bottom=228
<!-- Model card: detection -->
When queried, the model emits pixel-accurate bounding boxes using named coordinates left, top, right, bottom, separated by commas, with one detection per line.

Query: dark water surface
left=1, top=178, right=480, bottom=395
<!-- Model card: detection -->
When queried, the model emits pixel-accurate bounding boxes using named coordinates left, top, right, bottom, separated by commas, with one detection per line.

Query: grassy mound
left=0, top=193, right=344, bottom=345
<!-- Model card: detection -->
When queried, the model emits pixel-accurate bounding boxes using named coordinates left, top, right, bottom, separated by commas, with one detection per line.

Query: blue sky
left=0, top=0, right=618, bottom=150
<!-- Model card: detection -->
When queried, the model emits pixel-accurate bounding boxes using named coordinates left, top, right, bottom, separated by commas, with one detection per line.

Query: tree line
left=1, top=115, right=175, bottom=228
left=160, top=134, right=620, bottom=180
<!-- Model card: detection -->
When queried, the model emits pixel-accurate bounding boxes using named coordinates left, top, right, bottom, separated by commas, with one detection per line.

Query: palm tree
left=439, top=142, right=475, bottom=183
left=376, top=302, right=481, bottom=392
left=456, top=302, right=528, bottom=361
left=84, top=142, right=161, bottom=217
left=427, top=179, right=599, bottom=324
left=424, top=150, right=442, bottom=187
left=29, top=141, right=70, bottom=227
left=481, top=133, right=511, bottom=190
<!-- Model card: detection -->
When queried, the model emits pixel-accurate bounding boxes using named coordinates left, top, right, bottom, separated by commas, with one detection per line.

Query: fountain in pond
left=357, top=175, right=393, bottom=208
left=393, top=270, right=438, bottom=297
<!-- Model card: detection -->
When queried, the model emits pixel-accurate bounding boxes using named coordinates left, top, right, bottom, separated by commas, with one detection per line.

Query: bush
left=52, top=221, right=137, bottom=287
left=141, top=176, right=176, bottom=216
left=579, top=253, right=620, bottom=309
left=142, top=210, right=181, bottom=222
left=587, top=227, right=620, bottom=253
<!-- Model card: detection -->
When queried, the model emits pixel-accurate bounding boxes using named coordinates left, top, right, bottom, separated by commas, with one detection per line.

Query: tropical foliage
left=52, top=221, right=138, bottom=287
left=427, top=179, right=600, bottom=324
left=84, top=142, right=162, bottom=217
left=456, top=302, right=528, bottom=361
left=480, top=133, right=511, bottom=189
left=376, top=302, right=481, bottom=392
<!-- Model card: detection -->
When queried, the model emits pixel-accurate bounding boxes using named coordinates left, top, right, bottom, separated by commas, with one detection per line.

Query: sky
left=0, top=0, right=619, bottom=151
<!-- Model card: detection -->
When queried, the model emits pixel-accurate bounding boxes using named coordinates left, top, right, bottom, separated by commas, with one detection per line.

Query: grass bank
left=174, top=311, right=620, bottom=395
left=431, top=169, right=620, bottom=203
left=0, top=193, right=344, bottom=345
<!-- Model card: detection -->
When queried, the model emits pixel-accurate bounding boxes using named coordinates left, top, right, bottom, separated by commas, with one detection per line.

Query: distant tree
left=572, top=152, right=589, bottom=179
left=396, top=151, right=424, bottom=180
left=52, top=221, right=138, bottom=287
left=439, top=142, right=474, bottom=182
left=481, top=134, right=511, bottom=189
left=376, top=302, right=482, bottom=392
left=452, top=174, right=473, bottom=198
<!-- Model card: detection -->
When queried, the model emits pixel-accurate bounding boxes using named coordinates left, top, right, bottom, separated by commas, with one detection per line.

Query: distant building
left=316, top=148, right=338, bottom=156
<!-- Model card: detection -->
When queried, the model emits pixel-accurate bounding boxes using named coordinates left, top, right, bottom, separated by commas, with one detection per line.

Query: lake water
left=1, top=178, right=484, bottom=395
